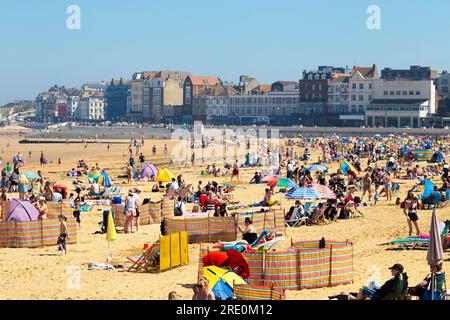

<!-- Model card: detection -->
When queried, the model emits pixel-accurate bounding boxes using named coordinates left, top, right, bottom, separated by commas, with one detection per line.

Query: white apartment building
left=348, top=65, right=378, bottom=114
left=366, top=79, right=437, bottom=127
left=78, top=93, right=105, bottom=120
left=327, top=77, right=349, bottom=114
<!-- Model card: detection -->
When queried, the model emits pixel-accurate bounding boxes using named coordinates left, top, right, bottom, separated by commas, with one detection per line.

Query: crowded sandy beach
left=0, top=125, right=449, bottom=300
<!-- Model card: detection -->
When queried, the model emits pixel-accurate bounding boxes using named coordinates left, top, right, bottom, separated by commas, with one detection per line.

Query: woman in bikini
left=362, top=173, right=372, bottom=202
left=406, top=195, right=421, bottom=236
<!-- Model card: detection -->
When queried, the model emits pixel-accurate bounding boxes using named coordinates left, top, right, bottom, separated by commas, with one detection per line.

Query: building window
left=396, top=91, right=401, bottom=95
left=383, top=91, right=388, bottom=96
left=359, top=95, right=364, bottom=101
left=390, top=91, right=394, bottom=95
left=369, top=83, right=372, bottom=90
left=359, top=83, right=364, bottom=90
left=402, top=91, right=407, bottom=95
left=351, top=95, right=356, bottom=101
left=416, top=91, right=421, bottom=95
left=352, top=83, right=356, bottom=89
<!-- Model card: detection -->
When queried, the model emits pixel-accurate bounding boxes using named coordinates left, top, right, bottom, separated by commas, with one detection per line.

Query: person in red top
left=199, top=193, right=210, bottom=209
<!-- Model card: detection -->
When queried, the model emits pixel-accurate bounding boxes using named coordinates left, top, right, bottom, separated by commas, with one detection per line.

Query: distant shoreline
left=18, top=124, right=450, bottom=139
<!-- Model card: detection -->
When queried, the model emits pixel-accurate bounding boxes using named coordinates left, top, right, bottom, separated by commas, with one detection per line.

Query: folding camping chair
left=127, top=243, right=160, bottom=272
left=285, top=202, right=312, bottom=227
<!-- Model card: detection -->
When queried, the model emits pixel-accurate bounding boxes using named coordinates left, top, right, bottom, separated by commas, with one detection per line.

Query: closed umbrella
left=106, top=211, right=117, bottom=263
left=426, top=209, right=444, bottom=300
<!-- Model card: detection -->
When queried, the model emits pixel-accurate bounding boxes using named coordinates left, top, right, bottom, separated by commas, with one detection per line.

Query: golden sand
left=0, top=131, right=448, bottom=300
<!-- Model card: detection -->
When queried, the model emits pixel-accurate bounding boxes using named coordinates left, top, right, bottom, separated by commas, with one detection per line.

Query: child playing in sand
left=57, top=215, right=69, bottom=255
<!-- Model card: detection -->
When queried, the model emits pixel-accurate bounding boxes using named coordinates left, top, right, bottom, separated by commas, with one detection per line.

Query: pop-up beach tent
left=141, top=163, right=158, bottom=180
left=6, top=199, right=40, bottom=222
left=156, top=168, right=176, bottom=183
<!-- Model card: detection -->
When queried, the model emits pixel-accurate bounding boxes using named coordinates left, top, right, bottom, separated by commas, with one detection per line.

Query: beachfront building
left=184, top=75, right=222, bottom=123
left=381, top=65, right=439, bottom=81
left=81, top=81, right=109, bottom=92
left=128, top=71, right=190, bottom=123
left=299, top=66, right=349, bottom=125
left=78, top=91, right=105, bottom=121
left=347, top=65, right=378, bottom=114
left=436, top=71, right=450, bottom=98
left=104, top=78, right=131, bottom=121
left=35, top=86, right=78, bottom=122
left=127, top=78, right=144, bottom=122
left=366, top=79, right=437, bottom=127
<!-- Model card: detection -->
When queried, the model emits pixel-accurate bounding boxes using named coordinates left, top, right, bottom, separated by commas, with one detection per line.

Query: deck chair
left=127, top=243, right=160, bottom=272
left=388, top=222, right=450, bottom=250
left=164, top=188, right=176, bottom=200
left=177, top=184, right=192, bottom=201
left=253, top=237, right=285, bottom=251
left=285, top=202, right=312, bottom=227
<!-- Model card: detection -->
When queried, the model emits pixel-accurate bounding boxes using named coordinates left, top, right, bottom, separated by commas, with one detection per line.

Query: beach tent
left=141, top=163, right=158, bottom=180
left=339, top=160, right=359, bottom=175
left=422, top=180, right=435, bottom=199
left=6, top=199, right=40, bottom=222
left=409, top=149, right=435, bottom=161
left=285, top=187, right=322, bottom=199
left=431, top=151, right=445, bottom=163
left=156, top=168, right=176, bottom=183
left=203, top=266, right=248, bottom=300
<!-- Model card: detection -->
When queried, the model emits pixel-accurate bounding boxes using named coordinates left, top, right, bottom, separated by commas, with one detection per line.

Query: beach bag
left=112, top=196, right=122, bottom=204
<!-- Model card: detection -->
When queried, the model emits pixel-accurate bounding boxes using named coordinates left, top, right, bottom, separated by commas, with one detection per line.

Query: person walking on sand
left=231, top=160, right=239, bottom=181
left=57, top=215, right=69, bottom=255
left=405, top=195, right=421, bottom=236
left=127, top=165, right=133, bottom=184
left=40, top=151, right=45, bottom=166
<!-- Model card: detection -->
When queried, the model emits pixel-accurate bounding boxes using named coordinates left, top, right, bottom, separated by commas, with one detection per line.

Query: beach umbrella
left=267, top=177, right=298, bottom=188
left=226, top=249, right=250, bottom=279
left=285, top=187, right=322, bottom=199
left=308, top=164, right=329, bottom=173
left=311, top=183, right=336, bottom=199
left=203, top=266, right=248, bottom=300
left=427, top=209, right=444, bottom=300
left=260, top=174, right=280, bottom=183
left=106, top=211, right=117, bottom=263
left=23, top=172, right=40, bottom=180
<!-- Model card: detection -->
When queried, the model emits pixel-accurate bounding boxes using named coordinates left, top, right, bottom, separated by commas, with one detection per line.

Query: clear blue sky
left=0, top=0, right=449, bottom=105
